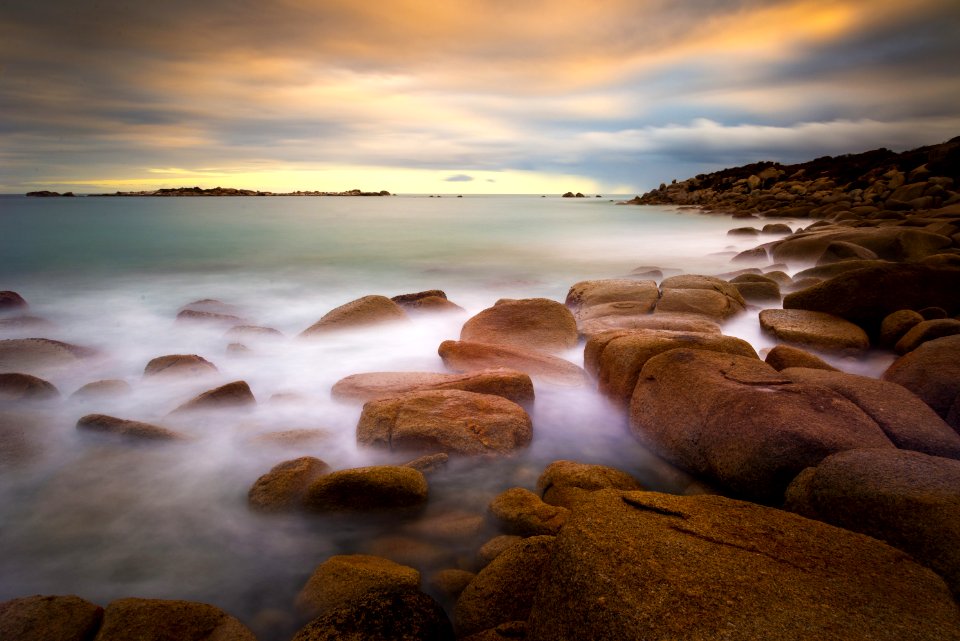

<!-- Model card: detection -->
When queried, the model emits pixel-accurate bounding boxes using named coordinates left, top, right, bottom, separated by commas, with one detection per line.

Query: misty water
left=0, top=195, right=889, bottom=638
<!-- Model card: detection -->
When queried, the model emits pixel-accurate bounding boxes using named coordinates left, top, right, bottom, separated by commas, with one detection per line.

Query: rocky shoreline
left=4, top=138, right=960, bottom=640
left=26, top=187, right=392, bottom=197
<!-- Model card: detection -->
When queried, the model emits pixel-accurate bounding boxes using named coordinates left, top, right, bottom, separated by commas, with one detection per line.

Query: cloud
left=444, top=174, right=474, bottom=182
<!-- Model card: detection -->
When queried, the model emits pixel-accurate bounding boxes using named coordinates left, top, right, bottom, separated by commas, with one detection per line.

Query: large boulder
left=171, top=381, right=255, bottom=413
left=0, top=338, right=90, bottom=373
left=94, top=597, right=256, bottom=641
left=783, top=264, right=960, bottom=337
left=295, top=554, right=421, bottom=619
left=488, top=488, right=569, bottom=536
left=578, top=312, right=721, bottom=337
left=585, top=329, right=758, bottom=406
left=0, top=291, right=28, bottom=312
left=630, top=349, right=893, bottom=502
left=884, top=335, right=960, bottom=430
left=659, top=275, right=746, bottom=305
left=438, top=340, right=586, bottom=386
left=780, top=368, right=960, bottom=459
left=291, top=589, right=453, bottom=641
left=772, top=227, right=952, bottom=263
left=785, top=448, right=960, bottom=599
left=300, top=295, right=407, bottom=336
left=143, top=354, right=217, bottom=378
left=332, top=369, right=534, bottom=406
left=302, top=466, right=428, bottom=512
left=764, top=344, right=838, bottom=371
left=76, top=414, right=186, bottom=441
left=248, top=456, right=330, bottom=511
left=0, top=372, right=59, bottom=401
left=357, top=390, right=532, bottom=457
left=564, top=280, right=659, bottom=319
left=895, top=318, right=960, bottom=353
left=0, top=594, right=103, bottom=641
left=759, top=309, right=870, bottom=352
left=460, top=298, right=577, bottom=352
left=536, top=460, right=642, bottom=508
left=454, top=535, right=555, bottom=637
left=880, top=309, right=925, bottom=346
left=526, top=490, right=960, bottom=641
left=654, top=288, right=744, bottom=320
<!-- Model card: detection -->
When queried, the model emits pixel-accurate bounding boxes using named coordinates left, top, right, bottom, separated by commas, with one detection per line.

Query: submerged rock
left=291, top=589, right=453, bottom=641
left=0, top=338, right=90, bottom=373
left=332, top=368, right=534, bottom=405
left=0, top=291, right=28, bottom=312
left=70, top=379, right=132, bottom=399
left=76, top=414, right=186, bottom=441
left=488, top=487, right=569, bottom=536
left=438, top=340, right=587, bottom=387
left=460, top=298, right=578, bottom=352
left=0, top=594, right=103, bottom=641
left=94, top=597, right=256, bottom=641
left=536, top=460, right=642, bottom=508
left=143, top=354, right=217, bottom=378
left=248, top=456, right=330, bottom=512
left=295, top=554, right=421, bottom=619
left=0, top=372, right=59, bottom=401
left=175, top=309, right=243, bottom=324
left=171, top=380, right=255, bottom=413
left=302, top=466, right=429, bottom=512
left=300, top=295, right=407, bottom=336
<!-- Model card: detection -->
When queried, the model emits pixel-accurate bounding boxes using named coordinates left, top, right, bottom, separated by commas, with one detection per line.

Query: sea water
left=0, top=195, right=881, bottom=638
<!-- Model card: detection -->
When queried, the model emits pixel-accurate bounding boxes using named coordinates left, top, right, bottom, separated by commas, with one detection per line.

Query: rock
left=579, top=313, right=721, bottom=337
left=303, top=465, right=428, bottom=512
left=429, top=569, right=476, bottom=600
left=178, top=298, right=241, bottom=316
left=403, top=453, right=449, bottom=475
left=630, top=349, right=893, bottom=502
left=659, top=274, right=747, bottom=306
left=772, top=227, right=952, bottom=263
left=404, top=511, right=485, bottom=543
left=792, top=259, right=891, bottom=281
left=785, top=448, right=960, bottom=598
left=224, top=325, right=283, bottom=340
left=895, top=318, right=960, bottom=353
left=884, top=335, right=960, bottom=429
left=248, top=429, right=329, bottom=447
left=461, top=621, right=528, bottom=641
left=226, top=342, right=250, bottom=355
left=783, top=264, right=960, bottom=337
left=731, top=246, right=769, bottom=263
left=477, top=535, right=522, bottom=568
left=357, top=390, right=532, bottom=457
left=536, top=460, right=642, bottom=508
left=655, top=288, right=744, bottom=320
left=455, top=535, right=554, bottom=637
left=727, top=227, right=759, bottom=236
left=761, top=223, right=792, bottom=234
left=295, top=554, right=421, bottom=619
left=780, top=368, right=960, bottom=459
left=70, top=379, right=132, bottom=399
left=764, top=344, right=838, bottom=371
left=526, top=490, right=960, bottom=641
left=880, top=309, right=925, bottom=346
left=404, top=296, right=465, bottom=314
left=564, top=280, right=659, bottom=318
left=391, top=290, right=448, bottom=306
left=488, top=487, right=569, bottom=536
left=300, top=295, right=408, bottom=336
left=920, top=306, right=949, bottom=320
left=76, top=414, right=185, bottom=441
left=585, top=329, right=758, bottom=406
left=759, top=308, right=869, bottom=352
left=438, top=340, right=587, bottom=387
left=0, top=291, right=28, bottom=312
left=171, top=380, right=255, bottom=413
left=731, top=280, right=781, bottom=304
left=460, top=298, right=578, bottom=352
left=365, top=535, right=452, bottom=569
left=0, top=411, right=44, bottom=466
left=248, top=456, right=330, bottom=511
left=0, top=372, right=59, bottom=401
left=0, top=315, right=54, bottom=331
left=332, top=369, right=534, bottom=406
left=175, top=309, right=243, bottom=324
left=94, top=597, right=256, bottom=641
left=143, top=354, right=217, bottom=378
left=290, top=589, right=453, bottom=641
left=0, top=594, right=103, bottom=641
left=817, top=240, right=879, bottom=264
left=0, top=338, right=90, bottom=373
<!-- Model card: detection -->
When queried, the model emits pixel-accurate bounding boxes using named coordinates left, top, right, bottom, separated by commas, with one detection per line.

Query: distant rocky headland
left=26, top=187, right=392, bottom=197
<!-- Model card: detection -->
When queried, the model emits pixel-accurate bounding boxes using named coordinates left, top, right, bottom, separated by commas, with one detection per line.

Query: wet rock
left=303, top=465, right=428, bottom=512
left=70, top=379, right=131, bottom=399
left=178, top=298, right=241, bottom=316
left=660, top=274, right=747, bottom=304
left=143, top=354, right=217, bottom=378
left=526, top=490, right=960, bottom=641
left=438, top=340, right=587, bottom=387
left=76, top=414, right=186, bottom=441
left=477, top=535, right=522, bottom=568
left=224, top=325, right=283, bottom=340
left=488, top=487, right=569, bottom=536
left=392, top=290, right=465, bottom=314
left=655, top=288, right=744, bottom=320
left=731, top=279, right=781, bottom=304
left=761, top=223, right=792, bottom=234
left=884, top=335, right=960, bottom=429
left=291, top=589, right=453, bottom=641
left=403, top=452, right=449, bottom=475
left=564, top=280, right=659, bottom=319
left=536, top=460, right=642, bottom=508
left=895, top=318, right=960, bottom=353
left=0, top=338, right=90, bottom=373
left=175, top=309, right=243, bottom=324
left=880, top=309, right=925, bottom=347
left=785, top=448, right=960, bottom=599
left=404, top=510, right=485, bottom=544
left=300, top=295, right=408, bottom=336
left=781, top=368, right=960, bottom=459
left=0, top=372, right=59, bottom=401
left=727, top=226, right=759, bottom=236
left=357, top=390, right=532, bottom=457
left=248, top=456, right=330, bottom=511
left=429, top=569, right=475, bottom=600
left=0, top=594, right=103, bottom=641
left=171, top=380, right=255, bottom=413
left=772, top=227, right=952, bottom=263
left=585, top=329, right=758, bottom=406
left=731, top=246, right=769, bottom=263
left=332, top=369, right=534, bottom=406
left=0, top=291, right=28, bottom=312
left=295, top=554, right=421, bottom=619
left=391, top=290, right=448, bottom=306
left=764, top=344, right=838, bottom=372
left=461, top=621, right=528, bottom=641
left=95, top=597, right=256, bottom=641
left=919, top=305, right=949, bottom=320
left=460, top=298, right=578, bottom=352
left=248, top=428, right=329, bottom=447
left=759, top=308, right=869, bottom=352
left=455, top=535, right=554, bottom=637
left=630, top=349, right=892, bottom=502
left=579, top=313, right=721, bottom=337
left=816, top=240, right=879, bottom=264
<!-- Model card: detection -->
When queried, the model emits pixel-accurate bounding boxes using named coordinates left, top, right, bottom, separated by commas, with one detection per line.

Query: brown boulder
left=175, top=309, right=243, bottom=325
left=143, top=354, right=217, bottom=378
left=772, top=227, right=952, bottom=263
left=76, top=414, right=185, bottom=441
left=224, top=325, right=283, bottom=340
left=403, top=453, right=449, bottom=475
left=526, top=490, right=960, bottom=641
left=659, top=274, right=746, bottom=304
left=438, top=340, right=586, bottom=387
left=171, top=380, right=255, bottom=413
left=731, top=280, right=781, bottom=304
left=536, top=460, right=642, bottom=508
left=476, top=535, right=523, bottom=568
left=654, top=288, right=744, bottom=320
left=564, top=280, right=659, bottom=318
left=405, top=296, right=465, bottom=314
left=759, top=308, right=869, bottom=352
left=488, top=487, right=569, bottom=536
left=884, top=335, right=960, bottom=429
left=454, top=535, right=554, bottom=637
left=880, top=309, right=925, bottom=346
left=357, top=390, right=532, bottom=456
left=302, top=465, right=428, bottom=512
left=300, top=295, right=408, bottom=336
left=332, top=369, right=533, bottom=405
left=461, top=622, right=528, bottom=641
left=290, top=589, right=453, bottom=641
left=0, top=372, right=59, bottom=401
left=428, top=569, right=476, bottom=600
left=816, top=240, right=879, bottom=264
left=460, top=298, right=577, bottom=352
left=70, top=379, right=132, bottom=399
left=764, top=344, right=838, bottom=371
left=630, top=349, right=892, bottom=502
left=0, top=594, right=102, bottom=641
left=295, top=554, right=421, bottom=619
left=248, top=456, right=330, bottom=511
left=94, top=597, right=256, bottom=641
left=785, top=448, right=960, bottom=599
left=391, top=290, right=447, bottom=305
left=0, top=338, right=90, bottom=373
left=0, top=291, right=28, bottom=312
left=895, top=318, right=960, bottom=354
left=579, top=313, right=721, bottom=337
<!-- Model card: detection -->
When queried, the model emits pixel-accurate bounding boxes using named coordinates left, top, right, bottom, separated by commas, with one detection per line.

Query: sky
left=2, top=0, right=959, bottom=194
